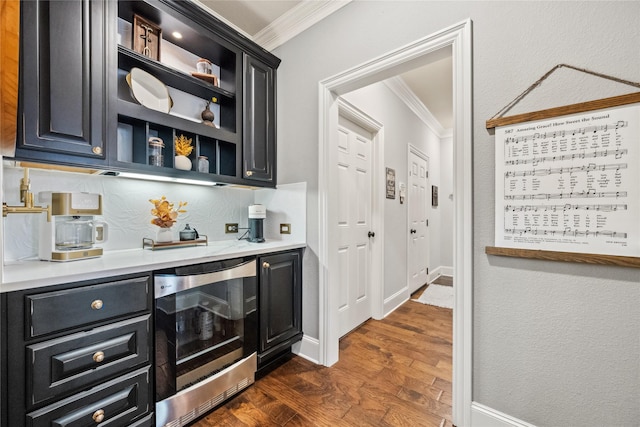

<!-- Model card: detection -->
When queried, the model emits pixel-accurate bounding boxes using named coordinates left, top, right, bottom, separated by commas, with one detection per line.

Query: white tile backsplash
left=2, top=165, right=307, bottom=263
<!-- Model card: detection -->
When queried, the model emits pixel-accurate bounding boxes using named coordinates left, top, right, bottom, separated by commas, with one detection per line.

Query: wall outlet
left=280, top=223, right=291, bottom=234
left=225, top=223, right=238, bottom=233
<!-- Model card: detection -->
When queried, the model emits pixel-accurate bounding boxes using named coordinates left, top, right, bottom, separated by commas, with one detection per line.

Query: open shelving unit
left=111, top=0, right=244, bottom=183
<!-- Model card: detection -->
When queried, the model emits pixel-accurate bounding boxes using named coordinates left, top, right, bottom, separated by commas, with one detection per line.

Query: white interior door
left=337, top=114, right=373, bottom=338
left=408, top=148, right=429, bottom=293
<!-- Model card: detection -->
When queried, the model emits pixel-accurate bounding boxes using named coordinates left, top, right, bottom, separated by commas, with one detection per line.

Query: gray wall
left=273, top=1, right=640, bottom=425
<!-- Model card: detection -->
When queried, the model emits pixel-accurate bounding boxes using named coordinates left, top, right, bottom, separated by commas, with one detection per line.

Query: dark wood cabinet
left=13, top=0, right=280, bottom=187
left=258, top=249, right=303, bottom=370
left=27, top=315, right=151, bottom=407
left=16, top=0, right=107, bottom=164
left=27, top=275, right=149, bottom=338
left=26, top=367, right=152, bottom=427
left=1, top=273, right=153, bottom=426
left=243, top=54, right=276, bottom=183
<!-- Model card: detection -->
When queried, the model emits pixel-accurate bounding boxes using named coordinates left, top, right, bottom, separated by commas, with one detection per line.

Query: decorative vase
left=175, top=155, right=192, bottom=171
left=201, top=100, right=215, bottom=127
left=156, top=227, right=173, bottom=243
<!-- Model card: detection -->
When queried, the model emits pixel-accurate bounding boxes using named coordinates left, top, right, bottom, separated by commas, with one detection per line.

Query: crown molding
left=254, top=0, right=352, bottom=51
left=383, top=76, right=452, bottom=138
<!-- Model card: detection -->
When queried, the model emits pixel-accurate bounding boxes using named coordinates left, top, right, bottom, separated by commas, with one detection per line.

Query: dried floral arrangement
left=150, top=196, right=187, bottom=228
left=174, top=134, right=193, bottom=156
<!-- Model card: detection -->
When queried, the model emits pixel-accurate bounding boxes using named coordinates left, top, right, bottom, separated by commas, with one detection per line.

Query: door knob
left=263, top=261, right=270, bottom=269
left=368, top=231, right=375, bottom=238
left=410, top=229, right=416, bottom=234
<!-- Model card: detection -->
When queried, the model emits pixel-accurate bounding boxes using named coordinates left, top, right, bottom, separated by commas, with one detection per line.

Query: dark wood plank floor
left=193, top=281, right=453, bottom=426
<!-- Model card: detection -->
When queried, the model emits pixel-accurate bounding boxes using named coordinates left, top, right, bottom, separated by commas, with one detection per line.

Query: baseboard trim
left=292, top=335, right=320, bottom=364
left=384, top=287, right=409, bottom=317
left=428, top=266, right=453, bottom=283
left=471, top=402, right=536, bottom=427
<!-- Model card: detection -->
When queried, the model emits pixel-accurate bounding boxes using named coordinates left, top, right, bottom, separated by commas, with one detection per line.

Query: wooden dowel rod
left=486, top=92, right=640, bottom=129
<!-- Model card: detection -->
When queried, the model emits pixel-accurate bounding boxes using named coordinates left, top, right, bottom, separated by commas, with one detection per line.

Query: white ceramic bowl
left=126, top=67, right=173, bottom=113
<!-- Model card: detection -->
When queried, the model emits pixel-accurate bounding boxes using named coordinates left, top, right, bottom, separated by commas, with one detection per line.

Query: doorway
left=318, top=20, right=473, bottom=426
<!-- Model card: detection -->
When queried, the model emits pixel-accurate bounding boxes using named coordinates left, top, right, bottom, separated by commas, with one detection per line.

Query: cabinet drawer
left=26, top=367, right=151, bottom=427
left=27, top=315, right=151, bottom=408
left=26, top=275, right=150, bottom=338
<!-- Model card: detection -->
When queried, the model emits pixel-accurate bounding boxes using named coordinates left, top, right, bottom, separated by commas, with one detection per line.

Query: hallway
left=193, top=288, right=453, bottom=426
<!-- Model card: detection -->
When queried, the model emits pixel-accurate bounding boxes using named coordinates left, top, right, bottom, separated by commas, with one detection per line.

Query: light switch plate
left=280, top=223, right=291, bottom=234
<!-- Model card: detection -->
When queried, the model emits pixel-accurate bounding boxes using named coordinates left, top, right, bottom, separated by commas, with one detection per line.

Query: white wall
left=273, top=1, right=640, bottom=425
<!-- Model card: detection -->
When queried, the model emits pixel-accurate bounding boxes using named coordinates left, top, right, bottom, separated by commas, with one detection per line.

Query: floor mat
left=412, top=284, right=453, bottom=309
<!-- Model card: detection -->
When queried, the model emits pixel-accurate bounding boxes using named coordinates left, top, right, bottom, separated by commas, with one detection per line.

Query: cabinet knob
left=262, top=261, right=270, bottom=269
left=90, top=299, right=103, bottom=310
left=246, top=171, right=253, bottom=177
left=92, top=146, right=102, bottom=155
left=92, top=409, right=105, bottom=423
left=93, top=351, right=105, bottom=363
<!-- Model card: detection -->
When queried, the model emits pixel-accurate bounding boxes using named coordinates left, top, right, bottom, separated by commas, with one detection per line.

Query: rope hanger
left=489, top=64, right=640, bottom=122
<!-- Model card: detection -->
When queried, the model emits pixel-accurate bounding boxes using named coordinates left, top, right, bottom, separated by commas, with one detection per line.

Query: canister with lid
left=148, top=137, right=165, bottom=167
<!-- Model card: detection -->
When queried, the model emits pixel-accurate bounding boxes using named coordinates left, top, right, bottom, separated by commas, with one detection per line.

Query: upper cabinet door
left=18, top=0, right=106, bottom=161
left=243, top=54, right=276, bottom=184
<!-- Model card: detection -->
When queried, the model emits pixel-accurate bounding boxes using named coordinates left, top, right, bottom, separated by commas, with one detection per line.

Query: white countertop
left=1, top=239, right=306, bottom=293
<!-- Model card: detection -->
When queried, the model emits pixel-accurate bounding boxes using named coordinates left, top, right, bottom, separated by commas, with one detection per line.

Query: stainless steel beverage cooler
left=154, top=257, right=257, bottom=427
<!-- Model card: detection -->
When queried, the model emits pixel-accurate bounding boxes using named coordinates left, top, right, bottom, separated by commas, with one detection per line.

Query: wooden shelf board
left=485, top=246, right=640, bottom=268
left=486, top=92, right=640, bottom=129
left=118, top=45, right=235, bottom=99
left=117, top=99, right=238, bottom=143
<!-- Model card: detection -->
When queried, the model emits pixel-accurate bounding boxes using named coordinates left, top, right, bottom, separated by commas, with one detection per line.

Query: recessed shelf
left=117, top=99, right=238, bottom=143
left=118, top=46, right=235, bottom=100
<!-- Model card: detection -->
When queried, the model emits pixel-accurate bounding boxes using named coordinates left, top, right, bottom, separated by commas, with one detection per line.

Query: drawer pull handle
left=92, top=409, right=105, bottom=423
left=246, top=171, right=253, bottom=177
left=263, top=261, right=270, bottom=269
left=91, top=299, right=103, bottom=310
left=93, top=351, right=105, bottom=363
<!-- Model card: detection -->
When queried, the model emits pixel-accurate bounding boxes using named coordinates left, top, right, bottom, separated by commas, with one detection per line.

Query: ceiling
left=195, top=0, right=453, bottom=131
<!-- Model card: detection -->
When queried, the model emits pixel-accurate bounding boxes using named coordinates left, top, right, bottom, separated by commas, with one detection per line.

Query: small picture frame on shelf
left=133, top=14, right=161, bottom=61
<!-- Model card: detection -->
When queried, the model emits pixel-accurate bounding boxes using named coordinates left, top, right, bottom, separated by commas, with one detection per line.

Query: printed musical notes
left=494, top=103, right=640, bottom=257
left=504, top=204, right=627, bottom=213
left=504, top=190, right=627, bottom=200
left=505, top=148, right=628, bottom=166
left=504, top=228, right=627, bottom=238
left=504, top=163, right=627, bottom=178
left=503, top=120, right=627, bottom=145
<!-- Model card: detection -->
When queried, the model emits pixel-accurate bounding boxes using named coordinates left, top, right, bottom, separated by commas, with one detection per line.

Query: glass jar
left=196, top=58, right=212, bottom=74
left=197, top=155, right=209, bottom=173
left=149, top=137, right=164, bottom=167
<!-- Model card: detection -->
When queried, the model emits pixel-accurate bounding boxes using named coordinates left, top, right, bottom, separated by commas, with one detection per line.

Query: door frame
left=336, top=98, right=385, bottom=331
left=318, top=19, right=473, bottom=426
left=407, top=144, right=429, bottom=294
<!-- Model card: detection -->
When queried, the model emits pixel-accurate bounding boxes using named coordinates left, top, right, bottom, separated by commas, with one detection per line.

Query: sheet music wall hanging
left=486, top=65, right=640, bottom=263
